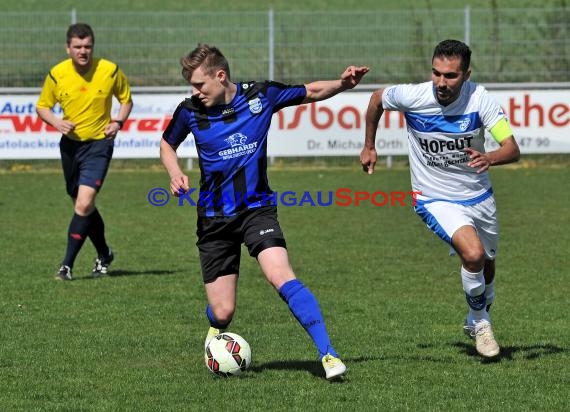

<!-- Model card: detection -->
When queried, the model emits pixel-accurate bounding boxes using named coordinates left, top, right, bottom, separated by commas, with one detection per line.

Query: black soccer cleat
left=92, top=249, right=114, bottom=278
left=55, top=265, right=73, bottom=281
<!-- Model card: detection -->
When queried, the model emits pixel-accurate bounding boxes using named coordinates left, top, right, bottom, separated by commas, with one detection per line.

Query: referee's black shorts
left=60, top=135, right=114, bottom=197
left=196, top=206, right=287, bottom=283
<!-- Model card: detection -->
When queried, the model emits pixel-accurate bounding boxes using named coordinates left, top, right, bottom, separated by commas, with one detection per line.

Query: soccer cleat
left=471, top=320, right=500, bottom=358
left=463, top=319, right=475, bottom=338
left=55, top=265, right=72, bottom=281
left=321, top=354, right=346, bottom=380
left=204, top=326, right=220, bottom=350
left=92, top=249, right=114, bottom=278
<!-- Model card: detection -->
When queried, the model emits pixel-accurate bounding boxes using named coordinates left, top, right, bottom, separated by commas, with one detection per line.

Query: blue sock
left=278, top=279, right=338, bottom=359
left=206, top=304, right=231, bottom=329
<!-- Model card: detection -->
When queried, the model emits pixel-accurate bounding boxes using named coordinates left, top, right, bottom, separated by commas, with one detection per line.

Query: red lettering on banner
left=122, top=118, right=136, bottom=131
left=283, top=105, right=307, bottom=129
left=1, top=115, right=173, bottom=133
left=508, top=94, right=569, bottom=127
left=162, top=116, right=172, bottom=130
left=310, top=103, right=334, bottom=130
left=0, top=115, right=45, bottom=132
left=550, top=104, right=569, bottom=127
left=274, top=95, right=568, bottom=131
left=382, top=110, right=406, bottom=129
left=277, top=104, right=363, bottom=130
left=4, top=93, right=569, bottom=136
left=137, top=119, right=161, bottom=131
left=276, top=111, right=284, bottom=129
left=338, top=106, right=361, bottom=129
left=508, top=98, right=522, bottom=126
left=524, top=94, right=544, bottom=126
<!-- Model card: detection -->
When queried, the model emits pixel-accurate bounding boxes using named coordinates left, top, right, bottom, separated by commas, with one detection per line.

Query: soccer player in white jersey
left=360, top=39, right=520, bottom=358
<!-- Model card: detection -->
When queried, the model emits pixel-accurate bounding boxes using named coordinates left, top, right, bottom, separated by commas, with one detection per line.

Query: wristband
left=113, top=120, right=124, bottom=130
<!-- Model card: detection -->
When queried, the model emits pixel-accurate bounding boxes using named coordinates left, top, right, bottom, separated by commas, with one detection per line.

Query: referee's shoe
left=92, top=249, right=114, bottom=278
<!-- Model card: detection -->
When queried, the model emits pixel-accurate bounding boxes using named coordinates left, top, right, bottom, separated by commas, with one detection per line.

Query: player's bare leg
left=204, top=274, right=238, bottom=348
left=453, top=226, right=500, bottom=358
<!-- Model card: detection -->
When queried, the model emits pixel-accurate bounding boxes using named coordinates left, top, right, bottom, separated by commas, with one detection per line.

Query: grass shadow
left=74, top=269, right=181, bottom=280
left=248, top=356, right=378, bottom=380
left=451, top=341, right=566, bottom=362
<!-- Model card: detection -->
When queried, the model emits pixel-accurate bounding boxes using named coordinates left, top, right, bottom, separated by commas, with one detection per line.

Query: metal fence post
left=464, top=5, right=470, bottom=45
left=268, top=9, right=276, bottom=165
left=268, top=9, right=274, bottom=81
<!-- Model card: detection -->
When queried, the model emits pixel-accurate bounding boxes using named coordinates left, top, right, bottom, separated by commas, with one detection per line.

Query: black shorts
left=60, top=135, right=114, bottom=197
left=196, top=206, right=287, bottom=283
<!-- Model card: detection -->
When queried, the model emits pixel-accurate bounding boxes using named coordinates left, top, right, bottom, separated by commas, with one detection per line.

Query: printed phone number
left=486, top=136, right=550, bottom=149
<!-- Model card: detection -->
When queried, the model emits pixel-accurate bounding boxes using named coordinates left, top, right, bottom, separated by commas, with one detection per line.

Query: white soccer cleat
left=473, top=320, right=500, bottom=358
left=322, top=353, right=347, bottom=380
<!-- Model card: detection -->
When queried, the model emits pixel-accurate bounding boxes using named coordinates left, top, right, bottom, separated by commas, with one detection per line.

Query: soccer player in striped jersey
left=360, top=39, right=520, bottom=358
left=37, top=23, right=132, bottom=281
left=161, top=44, right=368, bottom=379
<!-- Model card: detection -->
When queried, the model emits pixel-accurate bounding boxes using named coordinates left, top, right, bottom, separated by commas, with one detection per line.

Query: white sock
left=461, top=266, right=488, bottom=324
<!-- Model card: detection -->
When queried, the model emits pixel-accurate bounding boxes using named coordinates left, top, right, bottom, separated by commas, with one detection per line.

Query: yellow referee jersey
left=37, top=58, right=132, bottom=141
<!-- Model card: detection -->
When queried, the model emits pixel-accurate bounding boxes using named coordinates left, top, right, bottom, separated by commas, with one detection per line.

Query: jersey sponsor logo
left=222, top=107, right=235, bottom=116
left=417, top=136, right=474, bottom=154
left=458, top=118, right=471, bottom=131
left=416, top=118, right=430, bottom=128
left=225, top=133, right=248, bottom=147
left=259, top=228, right=275, bottom=236
left=248, top=98, right=262, bottom=114
left=218, top=133, right=258, bottom=160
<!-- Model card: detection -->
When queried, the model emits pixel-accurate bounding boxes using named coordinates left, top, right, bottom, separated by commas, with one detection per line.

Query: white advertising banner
left=0, top=89, right=568, bottom=159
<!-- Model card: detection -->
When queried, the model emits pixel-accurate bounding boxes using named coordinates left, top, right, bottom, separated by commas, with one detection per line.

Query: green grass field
left=1, top=165, right=568, bottom=411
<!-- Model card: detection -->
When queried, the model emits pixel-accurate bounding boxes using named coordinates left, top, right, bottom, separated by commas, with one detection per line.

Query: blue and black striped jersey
left=163, top=80, right=306, bottom=217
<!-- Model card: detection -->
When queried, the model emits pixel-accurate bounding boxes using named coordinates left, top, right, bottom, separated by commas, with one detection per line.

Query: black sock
left=88, top=208, right=109, bottom=258
left=62, top=213, right=92, bottom=267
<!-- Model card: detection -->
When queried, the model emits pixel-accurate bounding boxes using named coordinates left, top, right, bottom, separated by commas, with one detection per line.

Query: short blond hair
left=180, top=44, right=230, bottom=82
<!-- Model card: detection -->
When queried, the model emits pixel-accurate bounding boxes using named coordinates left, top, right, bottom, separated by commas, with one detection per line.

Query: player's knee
left=266, top=271, right=296, bottom=290
left=74, top=200, right=95, bottom=216
left=461, top=248, right=485, bottom=271
left=212, top=305, right=235, bottom=325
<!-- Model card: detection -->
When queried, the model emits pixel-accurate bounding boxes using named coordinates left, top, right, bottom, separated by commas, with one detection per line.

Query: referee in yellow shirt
left=36, top=23, right=133, bottom=281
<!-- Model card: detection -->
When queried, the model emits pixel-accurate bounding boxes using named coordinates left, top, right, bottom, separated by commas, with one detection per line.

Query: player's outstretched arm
left=303, top=66, right=369, bottom=103
left=360, top=88, right=384, bottom=174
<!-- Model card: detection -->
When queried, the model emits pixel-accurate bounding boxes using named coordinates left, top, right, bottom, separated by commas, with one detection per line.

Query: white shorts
left=414, top=194, right=498, bottom=260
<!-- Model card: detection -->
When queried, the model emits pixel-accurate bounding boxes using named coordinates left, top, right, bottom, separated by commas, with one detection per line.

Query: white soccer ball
left=205, top=332, right=252, bottom=376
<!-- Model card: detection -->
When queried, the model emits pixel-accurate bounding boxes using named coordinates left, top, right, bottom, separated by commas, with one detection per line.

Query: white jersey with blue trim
left=383, top=81, right=506, bottom=201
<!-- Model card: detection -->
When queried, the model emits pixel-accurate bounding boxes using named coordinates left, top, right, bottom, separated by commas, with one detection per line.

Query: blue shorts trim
left=413, top=189, right=494, bottom=245
left=414, top=188, right=493, bottom=207
left=414, top=205, right=452, bottom=244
